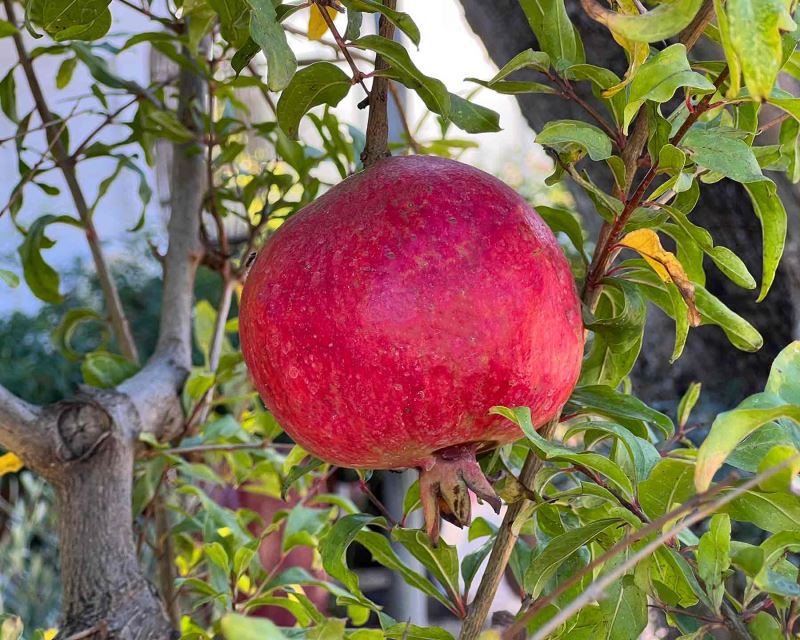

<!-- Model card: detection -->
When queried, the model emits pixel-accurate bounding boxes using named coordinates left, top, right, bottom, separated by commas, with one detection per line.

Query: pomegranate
left=240, top=155, right=583, bottom=540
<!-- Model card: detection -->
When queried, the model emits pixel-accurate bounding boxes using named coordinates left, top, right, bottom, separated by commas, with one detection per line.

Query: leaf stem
left=313, top=1, right=370, bottom=95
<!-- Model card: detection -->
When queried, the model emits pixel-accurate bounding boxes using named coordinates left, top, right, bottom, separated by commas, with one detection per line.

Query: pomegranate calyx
left=418, top=443, right=501, bottom=544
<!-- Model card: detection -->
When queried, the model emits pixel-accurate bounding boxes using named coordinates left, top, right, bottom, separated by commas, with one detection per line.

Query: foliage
left=1, top=0, right=800, bottom=639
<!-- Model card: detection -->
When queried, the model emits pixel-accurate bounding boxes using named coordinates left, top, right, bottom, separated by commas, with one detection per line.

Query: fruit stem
left=418, top=443, right=502, bottom=544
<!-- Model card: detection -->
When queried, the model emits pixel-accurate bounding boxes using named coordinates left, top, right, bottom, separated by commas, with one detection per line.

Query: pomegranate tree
left=240, top=155, right=583, bottom=540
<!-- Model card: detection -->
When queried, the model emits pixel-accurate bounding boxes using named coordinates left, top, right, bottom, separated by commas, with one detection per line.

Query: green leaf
left=743, top=181, right=787, bottom=301
left=71, top=44, right=144, bottom=92
left=338, top=0, right=420, bottom=46
left=461, top=540, right=493, bottom=595
left=714, top=0, right=742, bottom=97
left=721, top=488, right=800, bottom=533
left=246, top=0, right=297, bottom=91
left=727, top=0, right=796, bottom=101
left=658, top=203, right=755, bottom=289
left=282, top=505, right=332, bottom=552
left=446, top=94, right=501, bottom=134
left=383, top=625, right=454, bottom=640
left=487, top=49, right=551, bottom=80
left=0, top=69, right=17, bottom=122
left=56, top=56, right=78, bottom=89
left=81, top=351, right=139, bottom=388
left=623, top=44, right=715, bottom=132
left=231, top=37, right=261, bottom=76
left=564, top=64, right=626, bottom=125
left=52, top=307, right=108, bottom=361
left=695, top=283, right=763, bottom=351
left=319, top=513, right=378, bottom=601
left=696, top=404, right=800, bottom=491
left=536, top=120, right=613, bottom=161
left=208, top=0, right=251, bottom=48
left=726, top=422, right=800, bottom=472
left=281, top=457, right=324, bottom=499
left=524, top=518, right=622, bottom=597
left=649, top=546, right=703, bottom=607
left=30, top=0, right=112, bottom=41
left=276, top=62, right=351, bottom=139
left=0, top=19, right=18, bottom=37
left=754, top=532, right=800, bottom=595
left=344, top=9, right=362, bottom=40
left=518, top=0, right=584, bottom=70
left=204, top=541, right=230, bottom=572
left=391, top=528, right=460, bottom=602
left=564, top=421, right=660, bottom=484
left=568, top=385, right=674, bottom=438
left=639, top=459, right=696, bottom=519
left=221, top=613, right=287, bottom=640
left=600, top=575, right=648, bottom=640
left=465, top=78, right=555, bottom=95
left=308, top=619, right=347, bottom=640
left=0, top=269, right=19, bottom=288
left=491, top=406, right=635, bottom=498
left=682, top=128, right=766, bottom=184
left=677, top=382, right=702, bottom=428
left=146, top=108, right=196, bottom=143
left=757, top=444, right=800, bottom=492
left=747, top=612, right=784, bottom=640
left=766, top=340, right=800, bottom=402
left=591, top=0, right=704, bottom=43
left=352, top=35, right=449, bottom=117
left=18, top=214, right=83, bottom=304
left=697, top=514, right=731, bottom=612
left=538, top=206, right=587, bottom=262
left=357, top=530, right=460, bottom=613
left=582, top=279, right=646, bottom=387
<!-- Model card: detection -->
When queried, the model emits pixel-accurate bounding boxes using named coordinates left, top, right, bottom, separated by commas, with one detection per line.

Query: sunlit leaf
left=0, top=452, right=24, bottom=476
left=623, top=45, right=714, bottom=132
left=307, top=4, right=337, bottom=40
left=726, top=0, right=796, bottom=101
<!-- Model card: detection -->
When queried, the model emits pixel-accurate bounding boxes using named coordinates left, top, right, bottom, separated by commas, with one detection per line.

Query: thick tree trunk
left=24, top=395, right=180, bottom=640
left=458, top=0, right=800, bottom=408
left=51, top=404, right=173, bottom=639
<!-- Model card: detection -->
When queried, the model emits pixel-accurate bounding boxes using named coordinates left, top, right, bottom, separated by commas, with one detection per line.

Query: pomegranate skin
left=240, top=155, right=583, bottom=470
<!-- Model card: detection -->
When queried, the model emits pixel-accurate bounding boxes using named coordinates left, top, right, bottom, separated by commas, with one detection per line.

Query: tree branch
left=119, top=47, right=208, bottom=441
left=3, top=0, right=140, bottom=365
left=0, top=383, right=44, bottom=460
left=153, top=51, right=207, bottom=370
left=458, top=423, right=555, bottom=640
left=361, top=0, right=397, bottom=167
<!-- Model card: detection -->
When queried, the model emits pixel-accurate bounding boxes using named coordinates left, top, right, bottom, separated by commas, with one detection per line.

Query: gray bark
left=459, top=0, right=800, bottom=408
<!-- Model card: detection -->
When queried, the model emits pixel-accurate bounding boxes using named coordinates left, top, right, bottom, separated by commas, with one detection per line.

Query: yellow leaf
left=44, top=630, right=58, bottom=640
left=602, top=41, right=648, bottom=97
left=308, top=4, right=338, bottom=40
left=600, top=0, right=649, bottom=97
left=0, top=452, right=24, bottom=476
left=619, top=228, right=701, bottom=327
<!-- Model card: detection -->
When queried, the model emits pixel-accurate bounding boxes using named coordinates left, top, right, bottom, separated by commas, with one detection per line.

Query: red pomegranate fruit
left=240, top=155, right=583, bottom=540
